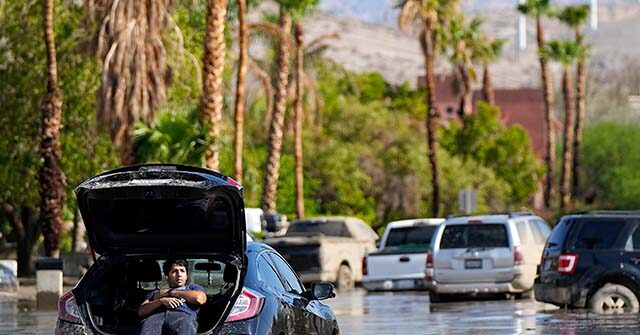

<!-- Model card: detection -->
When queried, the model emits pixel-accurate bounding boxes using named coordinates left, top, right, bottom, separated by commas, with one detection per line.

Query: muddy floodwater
left=3, top=289, right=640, bottom=334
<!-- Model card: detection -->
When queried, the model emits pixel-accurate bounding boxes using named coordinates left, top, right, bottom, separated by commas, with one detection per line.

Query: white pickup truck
left=363, top=218, right=444, bottom=291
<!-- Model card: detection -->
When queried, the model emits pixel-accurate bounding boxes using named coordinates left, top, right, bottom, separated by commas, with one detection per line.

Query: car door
left=621, top=221, right=640, bottom=280
left=268, top=252, right=328, bottom=335
left=257, top=254, right=296, bottom=333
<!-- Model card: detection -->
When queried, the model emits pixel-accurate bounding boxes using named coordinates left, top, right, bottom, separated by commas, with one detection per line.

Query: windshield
left=385, top=226, right=437, bottom=251
left=440, top=224, right=509, bottom=249
left=286, top=221, right=351, bottom=237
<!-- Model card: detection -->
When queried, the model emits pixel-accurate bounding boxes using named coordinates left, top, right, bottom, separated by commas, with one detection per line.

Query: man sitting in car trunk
left=138, top=259, right=207, bottom=335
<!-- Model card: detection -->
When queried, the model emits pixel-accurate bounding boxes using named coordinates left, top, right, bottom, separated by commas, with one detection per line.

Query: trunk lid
left=75, top=164, right=246, bottom=257
left=434, top=223, right=514, bottom=283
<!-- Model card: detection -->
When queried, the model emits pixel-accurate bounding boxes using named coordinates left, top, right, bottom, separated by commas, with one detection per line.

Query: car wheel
left=590, top=284, right=640, bottom=314
left=336, top=264, right=354, bottom=290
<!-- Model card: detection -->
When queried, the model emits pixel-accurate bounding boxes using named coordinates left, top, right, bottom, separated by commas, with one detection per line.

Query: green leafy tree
left=441, top=103, right=544, bottom=204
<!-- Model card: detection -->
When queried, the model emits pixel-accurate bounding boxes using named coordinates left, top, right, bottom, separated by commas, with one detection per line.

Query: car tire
left=590, top=284, right=640, bottom=314
left=336, top=264, right=354, bottom=290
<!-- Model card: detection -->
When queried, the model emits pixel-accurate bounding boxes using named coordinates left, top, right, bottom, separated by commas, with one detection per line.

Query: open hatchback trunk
left=73, top=164, right=247, bottom=334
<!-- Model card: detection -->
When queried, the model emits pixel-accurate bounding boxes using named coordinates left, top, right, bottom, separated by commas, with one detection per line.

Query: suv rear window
left=385, top=226, right=437, bottom=250
left=440, top=224, right=509, bottom=249
left=570, top=219, right=626, bottom=250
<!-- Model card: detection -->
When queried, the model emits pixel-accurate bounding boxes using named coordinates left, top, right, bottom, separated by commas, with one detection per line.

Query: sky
left=319, top=0, right=635, bottom=24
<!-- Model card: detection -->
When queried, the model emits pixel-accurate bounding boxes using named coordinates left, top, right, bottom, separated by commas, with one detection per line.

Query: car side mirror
left=310, top=282, right=335, bottom=300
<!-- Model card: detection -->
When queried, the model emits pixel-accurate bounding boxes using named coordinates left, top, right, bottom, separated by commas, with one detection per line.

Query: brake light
left=558, top=254, right=578, bottom=274
left=362, top=256, right=368, bottom=276
left=426, top=249, right=434, bottom=269
left=226, top=288, right=265, bottom=322
left=225, top=177, right=242, bottom=189
left=468, top=220, right=483, bottom=224
left=58, top=291, right=82, bottom=324
left=514, top=246, right=523, bottom=265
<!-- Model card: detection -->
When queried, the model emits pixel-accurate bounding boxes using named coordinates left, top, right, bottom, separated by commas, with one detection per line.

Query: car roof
left=444, top=214, right=540, bottom=225
left=386, top=218, right=445, bottom=228
left=562, top=211, right=640, bottom=220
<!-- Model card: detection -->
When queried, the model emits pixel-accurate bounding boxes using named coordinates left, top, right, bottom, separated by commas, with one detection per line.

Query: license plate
left=465, top=259, right=482, bottom=269
left=395, top=279, right=415, bottom=289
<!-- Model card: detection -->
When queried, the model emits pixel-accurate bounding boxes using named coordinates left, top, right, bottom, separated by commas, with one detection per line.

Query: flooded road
left=326, top=289, right=640, bottom=335
left=3, top=289, right=640, bottom=334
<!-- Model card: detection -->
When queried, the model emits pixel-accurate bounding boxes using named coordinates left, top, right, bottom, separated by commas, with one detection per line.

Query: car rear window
left=286, top=220, right=351, bottom=237
left=385, top=226, right=437, bottom=250
left=570, top=219, right=626, bottom=250
left=440, top=224, right=509, bottom=249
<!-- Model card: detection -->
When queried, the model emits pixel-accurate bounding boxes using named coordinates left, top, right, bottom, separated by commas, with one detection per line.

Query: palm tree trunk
left=2, top=201, right=41, bottom=276
left=458, top=65, right=473, bottom=117
left=424, top=25, right=441, bottom=217
left=40, top=0, right=67, bottom=258
left=233, top=0, right=248, bottom=183
left=572, top=30, right=586, bottom=196
left=560, top=67, right=575, bottom=210
left=482, top=63, right=495, bottom=106
left=202, top=0, right=227, bottom=171
left=537, top=16, right=556, bottom=209
left=261, top=9, right=292, bottom=213
left=294, top=21, right=305, bottom=219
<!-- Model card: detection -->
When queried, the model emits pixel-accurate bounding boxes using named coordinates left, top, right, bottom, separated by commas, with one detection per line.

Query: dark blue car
left=55, top=164, right=339, bottom=334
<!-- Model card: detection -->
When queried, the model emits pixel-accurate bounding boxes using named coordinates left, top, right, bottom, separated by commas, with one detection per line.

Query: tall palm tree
left=476, top=39, right=505, bottom=106
left=540, top=40, right=582, bottom=211
left=294, top=21, right=305, bottom=219
left=202, top=0, right=228, bottom=171
left=233, top=0, right=248, bottom=183
left=557, top=5, right=590, bottom=195
left=518, top=0, right=556, bottom=208
left=91, top=0, right=172, bottom=164
left=397, top=0, right=459, bottom=217
left=40, top=0, right=67, bottom=258
left=260, top=0, right=318, bottom=214
left=444, top=15, right=482, bottom=117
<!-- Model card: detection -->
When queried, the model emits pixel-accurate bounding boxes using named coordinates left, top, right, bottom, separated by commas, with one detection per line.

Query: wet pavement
left=3, top=289, right=640, bottom=334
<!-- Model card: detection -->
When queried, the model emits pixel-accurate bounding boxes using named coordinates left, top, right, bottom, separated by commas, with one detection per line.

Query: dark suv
left=535, top=211, right=640, bottom=313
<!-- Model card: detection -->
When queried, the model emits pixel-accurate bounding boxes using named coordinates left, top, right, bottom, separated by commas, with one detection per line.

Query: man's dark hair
left=163, top=259, right=189, bottom=276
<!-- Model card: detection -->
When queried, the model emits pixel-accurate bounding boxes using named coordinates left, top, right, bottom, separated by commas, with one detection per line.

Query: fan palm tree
left=261, top=0, right=318, bottom=214
left=201, top=0, right=228, bottom=171
left=293, top=21, right=306, bottom=219
left=539, top=40, right=583, bottom=210
left=90, top=0, right=173, bottom=164
left=444, top=15, right=482, bottom=117
left=557, top=5, right=590, bottom=195
left=518, top=0, right=556, bottom=208
left=397, top=0, right=460, bottom=217
left=476, top=38, right=505, bottom=106
left=233, top=0, right=248, bottom=183
left=39, top=0, right=67, bottom=258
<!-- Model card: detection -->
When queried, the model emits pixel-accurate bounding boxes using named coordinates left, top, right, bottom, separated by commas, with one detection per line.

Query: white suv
left=426, top=212, right=551, bottom=300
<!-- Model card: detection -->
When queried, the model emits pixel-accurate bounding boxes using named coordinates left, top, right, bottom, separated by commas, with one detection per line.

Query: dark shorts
left=138, top=310, right=197, bottom=335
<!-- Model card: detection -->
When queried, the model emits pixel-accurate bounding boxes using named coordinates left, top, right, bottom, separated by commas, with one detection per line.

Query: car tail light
left=58, top=291, right=82, bottom=324
left=514, top=246, right=523, bottom=266
left=468, top=220, right=483, bottom=224
left=225, top=176, right=242, bottom=189
left=558, top=254, right=578, bottom=274
left=426, top=249, right=434, bottom=269
left=362, top=256, right=368, bottom=276
left=226, top=288, right=265, bottom=322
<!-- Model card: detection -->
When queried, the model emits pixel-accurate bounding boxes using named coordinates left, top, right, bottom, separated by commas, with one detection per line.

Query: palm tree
left=476, top=39, right=505, bottom=106
left=518, top=0, right=556, bottom=208
left=261, top=0, right=318, bottom=214
left=540, top=40, right=582, bottom=210
left=557, top=5, right=590, bottom=195
left=39, top=0, right=67, bottom=258
left=294, top=21, right=305, bottom=219
left=233, top=0, right=248, bottom=183
left=444, top=15, right=482, bottom=117
left=90, top=0, right=173, bottom=164
left=397, top=0, right=460, bottom=217
left=202, top=0, right=228, bottom=171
